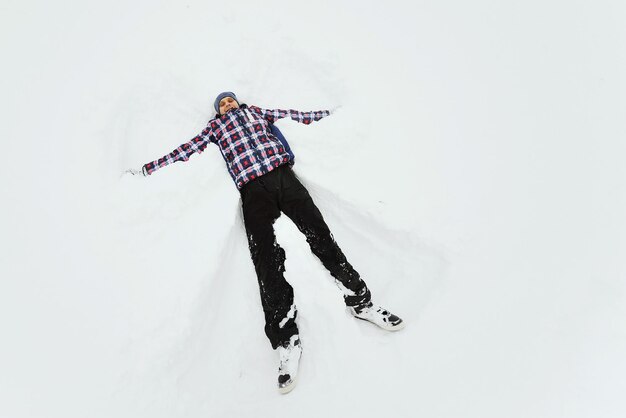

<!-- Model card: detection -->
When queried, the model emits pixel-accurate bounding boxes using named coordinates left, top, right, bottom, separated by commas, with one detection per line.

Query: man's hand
left=123, top=167, right=147, bottom=177
left=330, top=105, right=343, bottom=115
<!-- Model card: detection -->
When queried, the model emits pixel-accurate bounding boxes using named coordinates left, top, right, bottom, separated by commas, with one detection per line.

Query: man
left=126, top=92, right=404, bottom=394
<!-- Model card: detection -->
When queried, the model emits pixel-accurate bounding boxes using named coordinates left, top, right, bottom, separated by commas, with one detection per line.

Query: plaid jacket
left=142, top=104, right=330, bottom=189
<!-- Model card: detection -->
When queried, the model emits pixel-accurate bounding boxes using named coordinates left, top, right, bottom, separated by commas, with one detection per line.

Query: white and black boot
left=277, top=334, right=302, bottom=394
left=348, top=303, right=405, bottom=331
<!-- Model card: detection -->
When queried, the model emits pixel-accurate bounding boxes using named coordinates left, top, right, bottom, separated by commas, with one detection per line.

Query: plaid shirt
left=143, top=104, right=330, bottom=189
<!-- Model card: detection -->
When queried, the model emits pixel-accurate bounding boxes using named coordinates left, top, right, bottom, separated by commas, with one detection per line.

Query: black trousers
left=240, top=164, right=371, bottom=349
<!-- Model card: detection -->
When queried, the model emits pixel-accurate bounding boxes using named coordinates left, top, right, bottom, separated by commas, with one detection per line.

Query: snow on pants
left=240, top=164, right=372, bottom=349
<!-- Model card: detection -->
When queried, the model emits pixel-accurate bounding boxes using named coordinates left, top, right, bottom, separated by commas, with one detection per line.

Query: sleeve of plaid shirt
left=251, top=105, right=331, bottom=125
left=142, top=127, right=212, bottom=176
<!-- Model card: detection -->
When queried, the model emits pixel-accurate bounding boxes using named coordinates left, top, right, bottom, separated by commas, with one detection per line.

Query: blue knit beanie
left=214, top=91, right=238, bottom=113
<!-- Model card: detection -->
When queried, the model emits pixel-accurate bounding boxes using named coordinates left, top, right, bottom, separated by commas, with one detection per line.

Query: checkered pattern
left=142, top=104, right=330, bottom=189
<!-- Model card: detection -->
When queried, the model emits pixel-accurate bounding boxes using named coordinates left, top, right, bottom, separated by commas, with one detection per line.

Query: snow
left=2, top=0, right=625, bottom=417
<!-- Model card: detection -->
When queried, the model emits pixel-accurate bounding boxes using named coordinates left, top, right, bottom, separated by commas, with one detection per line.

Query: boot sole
left=354, top=315, right=406, bottom=331
left=278, top=374, right=298, bottom=394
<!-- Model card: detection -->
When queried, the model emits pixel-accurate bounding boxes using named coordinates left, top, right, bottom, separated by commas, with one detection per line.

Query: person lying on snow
left=126, top=91, right=404, bottom=394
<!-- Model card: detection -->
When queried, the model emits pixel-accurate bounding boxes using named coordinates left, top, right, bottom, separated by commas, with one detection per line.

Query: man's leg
left=278, top=170, right=372, bottom=309
left=241, top=179, right=299, bottom=349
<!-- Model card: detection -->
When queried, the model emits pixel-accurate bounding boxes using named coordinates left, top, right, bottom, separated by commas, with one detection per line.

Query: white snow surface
left=2, top=1, right=626, bottom=417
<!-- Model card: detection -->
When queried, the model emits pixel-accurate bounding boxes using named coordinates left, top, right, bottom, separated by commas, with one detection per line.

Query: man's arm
left=142, top=128, right=212, bottom=176
left=249, top=105, right=331, bottom=125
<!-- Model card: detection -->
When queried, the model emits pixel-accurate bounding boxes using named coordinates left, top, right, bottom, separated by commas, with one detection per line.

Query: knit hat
left=214, top=91, right=238, bottom=114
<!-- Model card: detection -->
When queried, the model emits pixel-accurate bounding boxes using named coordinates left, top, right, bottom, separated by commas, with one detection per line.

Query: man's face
left=219, top=96, right=239, bottom=115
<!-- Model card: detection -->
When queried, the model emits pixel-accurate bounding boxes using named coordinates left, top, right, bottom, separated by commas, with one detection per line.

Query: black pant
left=240, top=164, right=371, bottom=349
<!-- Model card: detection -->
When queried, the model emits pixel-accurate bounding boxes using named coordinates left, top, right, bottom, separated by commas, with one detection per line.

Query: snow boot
left=277, top=334, right=302, bottom=394
left=348, top=302, right=405, bottom=331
